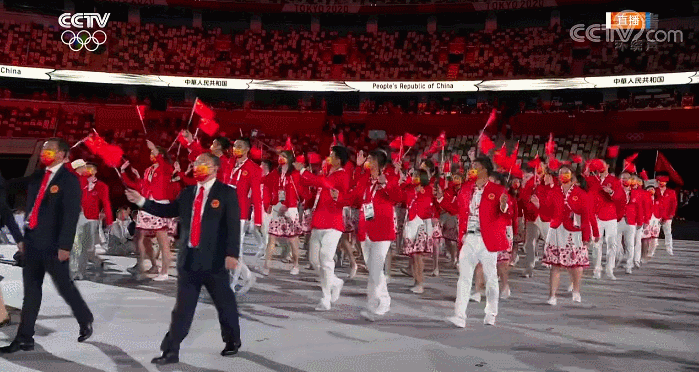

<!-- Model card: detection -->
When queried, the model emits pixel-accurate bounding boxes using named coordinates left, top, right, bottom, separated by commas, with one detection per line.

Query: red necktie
left=28, top=170, right=52, bottom=230
left=190, top=186, right=205, bottom=247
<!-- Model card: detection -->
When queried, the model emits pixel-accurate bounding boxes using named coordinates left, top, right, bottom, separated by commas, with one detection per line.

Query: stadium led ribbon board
left=1, top=65, right=697, bottom=92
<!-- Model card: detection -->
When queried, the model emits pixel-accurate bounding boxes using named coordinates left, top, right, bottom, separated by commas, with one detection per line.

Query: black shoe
left=0, top=340, right=35, bottom=353
left=78, top=323, right=93, bottom=342
left=221, top=341, right=241, bottom=357
left=151, top=350, right=179, bottom=365
left=0, top=317, right=10, bottom=328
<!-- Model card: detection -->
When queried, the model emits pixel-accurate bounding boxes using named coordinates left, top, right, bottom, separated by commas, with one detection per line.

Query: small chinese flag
left=194, top=98, right=215, bottom=120
left=198, top=117, right=219, bottom=137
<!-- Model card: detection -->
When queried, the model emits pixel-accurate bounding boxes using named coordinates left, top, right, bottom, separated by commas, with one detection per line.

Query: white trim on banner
left=1, top=65, right=697, bottom=92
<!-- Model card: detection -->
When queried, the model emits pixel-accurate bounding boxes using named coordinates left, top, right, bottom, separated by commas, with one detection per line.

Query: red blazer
left=122, top=154, right=175, bottom=201
left=269, top=168, right=303, bottom=209
left=655, top=187, right=677, bottom=220
left=547, top=185, right=594, bottom=242
left=403, top=184, right=435, bottom=221
left=442, top=183, right=462, bottom=216
left=651, top=194, right=662, bottom=219
left=261, top=172, right=274, bottom=212
left=440, top=181, right=510, bottom=252
left=586, top=174, right=625, bottom=221
left=300, top=167, right=350, bottom=231
left=347, top=171, right=403, bottom=242
left=521, top=177, right=556, bottom=222
left=81, top=180, right=114, bottom=225
left=617, top=188, right=644, bottom=226
left=640, top=190, right=653, bottom=224
left=227, top=158, right=263, bottom=225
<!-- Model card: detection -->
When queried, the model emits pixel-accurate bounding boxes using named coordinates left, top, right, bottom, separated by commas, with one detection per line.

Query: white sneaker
left=261, top=268, right=270, bottom=276
left=446, top=316, right=466, bottom=328
left=572, top=292, right=582, bottom=303
left=547, top=297, right=557, bottom=306
left=360, top=310, right=376, bottom=322
left=510, top=254, right=519, bottom=267
left=567, top=283, right=574, bottom=292
left=349, top=265, right=357, bottom=279
left=500, top=286, right=511, bottom=299
left=667, top=248, right=674, bottom=256
left=237, top=274, right=256, bottom=295
left=290, top=266, right=299, bottom=275
left=410, top=285, right=424, bottom=294
left=153, top=274, right=169, bottom=281
left=634, top=261, right=641, bottom=268
left=331, top=280, right=344, bottom=303
left=605, top=270, right=617, bottom=281
left=315, top=301, right=331, bottom=311
left=625, top=267, right=633, bottom=274
left=593, top=270, right=602, bottom=279
left=483, top=313, right=496, bottom=326
left=470, top=292, right=482, bottom=303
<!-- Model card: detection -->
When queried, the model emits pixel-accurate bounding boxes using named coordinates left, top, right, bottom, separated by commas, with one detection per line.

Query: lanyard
left=364, top=179, right=379, bottom=203
left=562, top=185, right=574, bottom=211
left=312, top=168, right=344, bottom=211
left=229, top=158, right=247, bottom=185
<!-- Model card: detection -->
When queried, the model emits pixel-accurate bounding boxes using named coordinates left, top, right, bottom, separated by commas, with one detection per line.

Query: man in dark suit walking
left=0, top=138, right=94, bottom=353
left=126, top=152, right=242, bottom=365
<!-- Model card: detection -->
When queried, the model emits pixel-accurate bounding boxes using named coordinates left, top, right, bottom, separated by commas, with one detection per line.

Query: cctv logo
left=59, top=13, right=110, bottom=52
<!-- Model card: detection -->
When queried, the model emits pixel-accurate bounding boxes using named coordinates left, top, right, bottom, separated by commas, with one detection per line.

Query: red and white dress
left=543, top=185, right=595, bottom=268
left=643, top=191, right=661, bottom=239
left=122, top=155, right=178, bottom=236
left=402, top=184, right=437, bottom=256
left=267, top=168, right=304, bottom=238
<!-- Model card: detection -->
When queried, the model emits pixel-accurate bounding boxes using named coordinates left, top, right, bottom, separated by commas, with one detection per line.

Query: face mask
left=559, top=173, right=572, bottom=184
left=412, top=177, right=420, bottom=185
left=659, top=182, right=667, bottom=187
left=278, top=157, right=287, bottom=165
left=649, top=189, right=655, bottom=195
left=40, top=150, right=56, bottom=166
left=452, top=177, right=462, bottom=185
left=232, top=148, right=244, bottom=158
left=512, top=182, right=520, bottom=189
left=193, top=165, right=211, bottom=182
left=363, top=162, right=372, bottom=170
left=150, top=154, right=157, bottom=163
left=326, top=157, right=333, bottom=165
left=536, top=166, right=545, bottom=175
left=622, top=179, right=631, bottom=187
left=467, top=169, right=478, bottom=181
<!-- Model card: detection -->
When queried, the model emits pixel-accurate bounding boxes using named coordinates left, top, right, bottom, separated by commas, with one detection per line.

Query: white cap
left=71, top=159, right=87, bottom=169
left=644, top=179, right=658, bottom=188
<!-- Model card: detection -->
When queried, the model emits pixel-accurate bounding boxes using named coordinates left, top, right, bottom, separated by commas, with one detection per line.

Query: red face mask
left=467, top=169, right=478, bottom=181
left=150, top=154, right=157, bottom=163
left=193, top=165, right=211, bottom=182
left=622, top=179, right=631, bottom=187
left=363, top=162, right=372, bottom=170
left=559, top=173, right=572, bottom=184
left=278, top=157, right=287, bottom=165
left=511, top=181, right=521, bottom=189
left=40, top=150, right=57, bottom=166
left=659, top=182, right=667, bottom=187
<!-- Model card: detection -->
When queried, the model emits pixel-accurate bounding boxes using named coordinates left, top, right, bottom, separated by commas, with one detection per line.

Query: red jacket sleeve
left=588, top=192, right=600, bottom=239
left=187, top=140, right=206, bottom=163
left=668, top=190, right=678, bottom=219
left=178, top=171, right=197, bottom=186
left=99, top=182, right=114, bottom=225
left=579, top=191, right=592, bottom=243
left=120, top=170, right=142, bottom=192
left=251, top=166, right=263, bottom=226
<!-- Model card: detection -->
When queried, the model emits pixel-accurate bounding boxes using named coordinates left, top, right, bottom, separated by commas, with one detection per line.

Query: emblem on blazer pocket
left=243, top=171, right=248, bottom=176
left=572, top=196, right=579, bottom=201
left=211, top=199, right=220, bottom=208
left=488, top=193, right=495, bottom=200
left=50, top=185, right=59, bottom=193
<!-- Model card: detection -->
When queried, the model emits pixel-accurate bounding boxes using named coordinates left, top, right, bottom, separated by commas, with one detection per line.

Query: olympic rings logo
left=626, top=133, right=644, bottom=141
left=60, top=30, right=107, bottom=52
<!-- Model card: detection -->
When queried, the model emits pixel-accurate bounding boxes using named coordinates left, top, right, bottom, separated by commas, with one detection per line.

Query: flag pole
left=136, top=106, right=147, bottom=134
left=653, top=150, right=659, bottom=178
left=178, top=98, right=199, bottom=156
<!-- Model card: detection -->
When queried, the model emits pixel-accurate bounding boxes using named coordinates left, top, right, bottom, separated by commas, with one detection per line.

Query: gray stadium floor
left=0, top=240, right=697, bottom=372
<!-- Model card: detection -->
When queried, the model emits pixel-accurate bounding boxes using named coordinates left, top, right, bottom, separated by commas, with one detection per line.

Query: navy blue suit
left=15, top=165, right=93, bottom=342
left=139, top=180, right=242, bottom=352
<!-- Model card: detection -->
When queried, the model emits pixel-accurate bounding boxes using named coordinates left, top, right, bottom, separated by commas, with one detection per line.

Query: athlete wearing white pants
left=522, top=220, right=541, bottom=275
left=308, top=228, right=344, bottom=311
left=617, top=218, right=637, bottom=274
left=661, top=219, right=673, bottom=255
left=633, top=224, right=643, bottom=268
left=593, top=218, right=618, bottom=279
left=451, top=234, right=499, bottom=327
left=361, top=239, right=392, bottom=317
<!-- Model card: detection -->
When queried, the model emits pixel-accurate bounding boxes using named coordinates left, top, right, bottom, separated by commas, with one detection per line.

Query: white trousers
left=617, top=219, right=636, bottom=270
left=593, top=219, right=618, bottom=273
left=662, top=219, right=673, bottom=251
left=454, top=234, right=498, bottom=321
left=231, top=219, right=252, bottom=288
left=361, top=239, right=391, bottom=315
left=309, top=228, right=343, bottom=305
left=633, top=224, right=643, bottom=265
